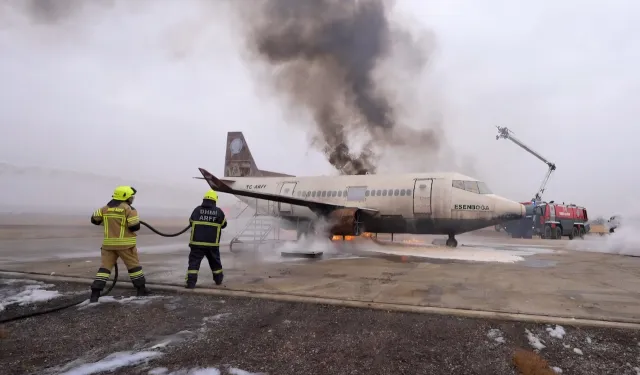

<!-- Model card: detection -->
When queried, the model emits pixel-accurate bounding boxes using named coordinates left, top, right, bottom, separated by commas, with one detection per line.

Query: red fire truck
left=532, top=202, right=589, bottom=239
left=503, top=201, right=589, bottom=240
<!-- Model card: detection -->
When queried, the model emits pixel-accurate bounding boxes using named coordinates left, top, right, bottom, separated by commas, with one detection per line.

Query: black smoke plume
left=236, top=0, right=442, bottom=175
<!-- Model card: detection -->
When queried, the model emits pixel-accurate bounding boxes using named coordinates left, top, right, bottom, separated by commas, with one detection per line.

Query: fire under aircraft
left=196, top=132, right=525, bottom=247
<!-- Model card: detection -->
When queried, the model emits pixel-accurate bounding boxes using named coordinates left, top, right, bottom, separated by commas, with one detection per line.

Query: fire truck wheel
left=579, top=227, right=586, bottom=238
left=570, top=227, right=579, bottom=240
left=553, top=227, right=561, bottom=239
left=543, top=225, right=552, bottom=239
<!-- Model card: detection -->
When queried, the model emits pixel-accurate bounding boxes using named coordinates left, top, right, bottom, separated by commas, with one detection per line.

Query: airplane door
left=278, top=182, right=297, bottom=214
left=413, top=179, right=433, bottom=215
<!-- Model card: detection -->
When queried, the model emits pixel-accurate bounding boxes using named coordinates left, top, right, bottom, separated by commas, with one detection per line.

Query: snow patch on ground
left=525, top=329, right=546, bottom=350
left=57, top=351, right=163, bottom=375
left=586, top=337, right=592, bottom=344
left=76, top=295, right=164, bottom=309
left=486, top=328, right=506, bottom=343
left=552, top=367, right=563, bottom=374
left=0, top=278, right=62, bottom=311
left=150, top=330, right=196, bottom=349
left=228, top=368, right=267, bottom=375
left=546, top=325, right=566, bottom=339
left=199, top=313, right=233, bottom=333
left=573, top=348, right=583, bottom=355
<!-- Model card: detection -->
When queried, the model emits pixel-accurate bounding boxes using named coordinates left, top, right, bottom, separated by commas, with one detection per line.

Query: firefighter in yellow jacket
left=89, top=186, right=151, bottom=302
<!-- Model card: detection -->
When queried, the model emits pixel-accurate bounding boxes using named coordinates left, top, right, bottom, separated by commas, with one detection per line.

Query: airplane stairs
left=228, top=200, right=285, bottom=253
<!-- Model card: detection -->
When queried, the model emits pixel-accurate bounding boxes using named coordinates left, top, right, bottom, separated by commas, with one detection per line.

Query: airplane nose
left=493, top=196, right=525, bottom=221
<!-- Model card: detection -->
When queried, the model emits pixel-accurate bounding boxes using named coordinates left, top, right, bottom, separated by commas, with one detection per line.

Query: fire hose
left=0, top=221, right=190, bottom=324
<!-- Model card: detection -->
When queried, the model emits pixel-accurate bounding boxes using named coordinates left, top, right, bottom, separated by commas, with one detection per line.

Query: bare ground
left=1, top=278, right=639, bottom=375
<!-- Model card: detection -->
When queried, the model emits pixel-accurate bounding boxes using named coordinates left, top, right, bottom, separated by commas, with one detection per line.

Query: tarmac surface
left=1, top=224, right=639, bottom=324
left=1, top=221, right=640, bottom=374
left=1, top=279, right=640, bottom=375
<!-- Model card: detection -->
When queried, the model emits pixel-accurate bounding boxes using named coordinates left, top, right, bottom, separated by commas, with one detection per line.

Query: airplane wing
left=197, top=168, right=379, bottom=215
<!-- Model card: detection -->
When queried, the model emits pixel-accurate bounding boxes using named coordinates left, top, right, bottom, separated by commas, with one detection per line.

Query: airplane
left=195, top=131, right=525, bottom=247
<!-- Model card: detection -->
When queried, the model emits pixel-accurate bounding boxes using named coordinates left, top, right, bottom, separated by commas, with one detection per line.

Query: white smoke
left=568, top=201, right=640, bottom=257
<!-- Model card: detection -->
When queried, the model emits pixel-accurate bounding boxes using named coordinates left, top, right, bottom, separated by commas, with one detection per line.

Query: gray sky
left=0, top=0, right=638, bottom=217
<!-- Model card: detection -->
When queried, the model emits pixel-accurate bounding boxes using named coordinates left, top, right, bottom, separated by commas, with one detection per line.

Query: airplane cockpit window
left=452, top=180, right=492, bottom=194
left=477, top=182, right=492, bottom=194
left=463, top=181, right=480, bottom=194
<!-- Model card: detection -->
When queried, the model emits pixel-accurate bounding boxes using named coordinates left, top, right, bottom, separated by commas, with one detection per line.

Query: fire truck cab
left=533, top=202, right=589, bottom=239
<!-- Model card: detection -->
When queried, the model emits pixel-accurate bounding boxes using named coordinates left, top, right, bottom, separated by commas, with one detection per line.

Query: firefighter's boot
left=213, top=272, right=224, bottom=286
left=89, top=289, right=101, bottom=303
left=136, top=285, right=152, bottom=297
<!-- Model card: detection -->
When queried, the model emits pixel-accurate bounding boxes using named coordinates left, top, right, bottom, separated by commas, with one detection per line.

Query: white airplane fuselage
left=224, top=172, right=525, bottom=236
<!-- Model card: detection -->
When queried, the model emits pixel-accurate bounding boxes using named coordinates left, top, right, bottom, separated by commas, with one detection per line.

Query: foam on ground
left=76, top=295, right=164, bottom=310
left=367, top=244, right=529, bottom=263
left=0, top=278, right=62, bottom=311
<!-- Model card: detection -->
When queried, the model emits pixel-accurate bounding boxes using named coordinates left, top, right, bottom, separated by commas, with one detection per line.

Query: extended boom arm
left=496, top=126, right=556, bottom=201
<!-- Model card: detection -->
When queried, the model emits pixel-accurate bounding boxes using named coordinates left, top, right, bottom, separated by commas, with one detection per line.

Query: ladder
left=229, top=199, right=282, bottom=252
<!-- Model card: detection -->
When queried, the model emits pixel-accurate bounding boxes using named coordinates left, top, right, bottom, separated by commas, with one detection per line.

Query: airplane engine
left=327, top=208, right=363, bottom=236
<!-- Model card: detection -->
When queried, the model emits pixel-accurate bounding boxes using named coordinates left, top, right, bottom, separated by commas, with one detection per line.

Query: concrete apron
left=2, top=268, right=640, bottom=330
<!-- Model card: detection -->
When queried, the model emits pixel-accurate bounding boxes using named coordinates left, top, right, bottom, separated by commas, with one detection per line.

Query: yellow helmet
left=203, top=189, right=218, bottom=201
left=112, top=186, right=136, bottom=201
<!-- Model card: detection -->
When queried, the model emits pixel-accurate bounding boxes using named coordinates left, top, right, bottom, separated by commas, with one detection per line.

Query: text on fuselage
left=453, top=204, right=490, bottom=211
left=246, top=184, right=267, bottom=190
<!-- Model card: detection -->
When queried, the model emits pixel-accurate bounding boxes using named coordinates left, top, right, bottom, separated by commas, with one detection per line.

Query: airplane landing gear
left=446, top=234, right=458, bottom=248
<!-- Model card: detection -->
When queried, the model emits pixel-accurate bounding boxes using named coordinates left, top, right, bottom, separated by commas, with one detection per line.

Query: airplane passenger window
left=365, top=190, right=370, bottom=197
left=394, top=189, right=400, bottom=196
left=382, top=189, right=387, bottom=196
left=332, top=191, right=337, bottom=197
left=375, top=190, right=381, bottom=196
left=452, top=180, right=465, bottom=190
left=343, top=190, right=347, bottom=197
left=388, top=189, right=393, bottom=196
left=347, top=186, right=367, bottom=201
left=400, top=189, right=406, bottom=196
left=477, top=182, right=492, bottom=194
left=463, top=181, right=480, bottom=194
left=312, top=191, right=316, bottom=197
left=321, top=191, right=327, bottom=197
left=338, top=190, right=342, bottom=197
left=406, top=189, right=412, bottom=196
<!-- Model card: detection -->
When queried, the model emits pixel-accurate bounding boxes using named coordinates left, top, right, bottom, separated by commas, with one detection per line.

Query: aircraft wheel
left=446, top=236, right=458, bottom=248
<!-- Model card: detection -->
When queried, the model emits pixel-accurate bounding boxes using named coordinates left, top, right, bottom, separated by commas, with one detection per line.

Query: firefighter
left=89, top=186, right=151, bottom=302
left=185, top=189, right=227, bottom=288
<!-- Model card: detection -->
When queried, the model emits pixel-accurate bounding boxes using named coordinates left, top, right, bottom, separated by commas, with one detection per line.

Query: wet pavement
left=1, top=224, right=640, bottom=324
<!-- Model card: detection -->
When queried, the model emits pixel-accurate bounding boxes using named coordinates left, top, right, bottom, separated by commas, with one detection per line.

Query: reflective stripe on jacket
left=92, top=201, right=139, bottom=250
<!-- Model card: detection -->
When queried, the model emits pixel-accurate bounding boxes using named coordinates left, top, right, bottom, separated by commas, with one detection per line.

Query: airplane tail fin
left=224, top=132, right=294, bottom=177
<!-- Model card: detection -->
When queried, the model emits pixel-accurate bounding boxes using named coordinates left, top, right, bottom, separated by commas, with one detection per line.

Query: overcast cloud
left=0, top=0, right=638, bottom=217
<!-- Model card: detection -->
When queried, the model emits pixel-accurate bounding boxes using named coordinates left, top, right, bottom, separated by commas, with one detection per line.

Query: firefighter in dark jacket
left=185, top=189, right=227, bottom=288
left=89, top=186, right=151, bottom=302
